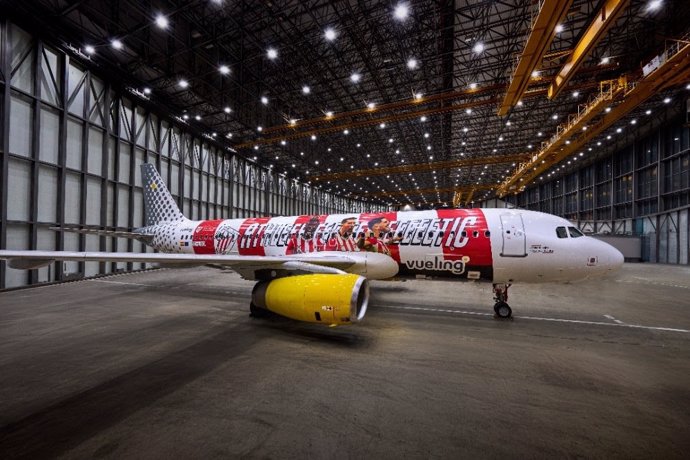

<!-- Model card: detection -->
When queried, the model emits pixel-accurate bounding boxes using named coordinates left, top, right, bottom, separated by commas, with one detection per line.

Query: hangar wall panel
left=0, top=21, right=384, bottom=289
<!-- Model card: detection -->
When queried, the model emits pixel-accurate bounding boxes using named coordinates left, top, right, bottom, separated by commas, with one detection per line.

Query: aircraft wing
left=0, top=250, right=397, bottom=279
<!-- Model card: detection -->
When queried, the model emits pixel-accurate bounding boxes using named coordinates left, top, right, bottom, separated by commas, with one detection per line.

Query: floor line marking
left=379, top=305, right=690, bottom=334
left=88, top=279, right=152, bottom=287
left=604, top=314, right=624, bottom=324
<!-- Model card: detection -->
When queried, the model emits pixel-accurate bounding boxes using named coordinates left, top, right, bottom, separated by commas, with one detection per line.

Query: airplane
left=0, top=164, right=624, bottom=325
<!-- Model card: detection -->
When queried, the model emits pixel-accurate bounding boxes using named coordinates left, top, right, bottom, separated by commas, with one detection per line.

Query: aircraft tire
left=493, top=301, right=512, bottom=319
left=249, top=302, right=272, bottom=318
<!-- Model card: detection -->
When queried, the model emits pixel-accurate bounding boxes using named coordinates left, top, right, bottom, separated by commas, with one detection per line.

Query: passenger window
left=472, top=231, right=479, bottom=238
left=484, top=230, right=491, bottom=237
left=438, top=231, right=444, bottom=237
left=568, top=226, right=584, bottom=238
left=461, top=231, right=467, bottom=237
left=428, top=231, right=435, bottom=237
left=556, top=227, right=568, bottom=238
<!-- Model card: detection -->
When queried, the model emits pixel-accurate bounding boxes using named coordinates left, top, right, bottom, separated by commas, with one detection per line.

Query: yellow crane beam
left=374, top=184, right=495, bottom=198
left=452, top=191, right=463, bottom=207
left=312, top=153, right=529, bottom=183
left=498, top=38, right=690, bottom=197
left=235, top=95, right=502, bottom=149
left=463, top=188, right=476, bottom=207
left=547, top=0, right=630, bottom=99
left=498, top=0, right=573, bottom=116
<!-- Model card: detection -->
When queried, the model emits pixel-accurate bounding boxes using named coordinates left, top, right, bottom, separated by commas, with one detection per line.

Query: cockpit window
left=568, top=226, right=584, bottom=238
left=556, top=226, right=568, bottom=239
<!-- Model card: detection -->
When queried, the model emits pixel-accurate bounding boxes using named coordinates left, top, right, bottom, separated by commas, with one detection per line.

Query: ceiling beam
left=312, top=153, right=528, bottom=183
left=547, top=0, right=630, bottom=100
left=373, top=184, right=495, bottom=198
left=498, top=0, right=573, bottom=116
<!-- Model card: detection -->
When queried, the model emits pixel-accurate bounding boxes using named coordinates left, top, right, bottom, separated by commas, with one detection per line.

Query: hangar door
left=500, top=214, right=526, bottom=257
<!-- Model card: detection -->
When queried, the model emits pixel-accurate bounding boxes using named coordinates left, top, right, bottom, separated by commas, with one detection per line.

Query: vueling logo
left=403, top=255, right=470, bottom=274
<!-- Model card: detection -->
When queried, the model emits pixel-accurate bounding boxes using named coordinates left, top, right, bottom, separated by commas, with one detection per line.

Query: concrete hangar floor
left=0, top=264, right=689, bottom=458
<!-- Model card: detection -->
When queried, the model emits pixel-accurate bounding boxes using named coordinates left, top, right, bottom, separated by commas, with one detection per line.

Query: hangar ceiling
left=6, top=0, right=690, bottom=208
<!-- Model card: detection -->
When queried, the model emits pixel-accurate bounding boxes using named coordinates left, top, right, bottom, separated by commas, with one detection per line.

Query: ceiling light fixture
left=178, top=79, right=189, bottom=88
left=261, top=96, right=268, bottom=105
left=267, top=48, right=278, bottom=59
left=407, top=58, right=418, bottom=70
left=219, top=65, right=230, bottom=75
left=302, top=85, right=311, bottom=94
left=394, top=3, right=409, bottom=20
left=473, top=42, right=484, bottom=54
left=111, top=39, right=123, bottom=49
left=325, top=27, right=337, bottom=41
left=351, top=72, right=361, bottom=83
left=646, top=0, right=663, bottom=11
left=155, top=14, right=169, bottom=29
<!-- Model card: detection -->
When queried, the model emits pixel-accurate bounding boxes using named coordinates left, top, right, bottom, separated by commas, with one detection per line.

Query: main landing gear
left=492, top=284, right=512, bottom=319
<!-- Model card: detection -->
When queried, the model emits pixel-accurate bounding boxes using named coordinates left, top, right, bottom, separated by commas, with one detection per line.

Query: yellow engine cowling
left=251, top=274, right=369, bottom=326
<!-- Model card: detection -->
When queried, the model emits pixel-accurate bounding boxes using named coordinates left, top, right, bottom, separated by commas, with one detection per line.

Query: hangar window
left=556, top=227, right=568, bottom=238
left=568, top=226, right=584, bottom=238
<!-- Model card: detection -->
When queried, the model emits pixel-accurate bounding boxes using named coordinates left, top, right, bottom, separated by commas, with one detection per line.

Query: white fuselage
left=141, top=209, right=624, bottom=284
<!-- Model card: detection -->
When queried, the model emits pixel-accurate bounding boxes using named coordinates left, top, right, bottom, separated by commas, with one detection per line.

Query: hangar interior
left=1, top=0, right=690, bottom=289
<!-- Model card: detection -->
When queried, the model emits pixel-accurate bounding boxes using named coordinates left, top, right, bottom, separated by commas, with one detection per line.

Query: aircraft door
left=500, top=214, right=526, bottom=257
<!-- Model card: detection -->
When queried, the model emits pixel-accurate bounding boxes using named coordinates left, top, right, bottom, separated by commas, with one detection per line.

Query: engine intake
left=251, top=274, right=369, bottom=325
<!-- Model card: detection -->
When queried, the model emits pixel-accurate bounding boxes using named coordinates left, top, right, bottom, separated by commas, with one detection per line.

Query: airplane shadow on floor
left=0, top=322, right=257, bottom=458
left=0, top=315, right=372, bottom=459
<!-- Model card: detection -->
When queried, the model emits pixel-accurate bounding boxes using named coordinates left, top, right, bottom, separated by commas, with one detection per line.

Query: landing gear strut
left=492, top=284, right=512, bottom=319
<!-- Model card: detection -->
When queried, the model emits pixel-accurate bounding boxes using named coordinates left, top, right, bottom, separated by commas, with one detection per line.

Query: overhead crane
left=547, top=0, right=630, bottom=100
left=312, top=153, right=528, bottom=183
left=235, top=67, right=608, bottom=151
left=374, top=184, right=494, bottom=199
left=498, top=0, right=573, bottom=116
left=497, top=36, right=690, bottom=197
left=234, top=85, right=506, bottom=149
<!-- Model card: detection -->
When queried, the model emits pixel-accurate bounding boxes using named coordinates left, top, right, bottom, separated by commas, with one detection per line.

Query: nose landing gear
left=493, top=284, right=512, bottom=319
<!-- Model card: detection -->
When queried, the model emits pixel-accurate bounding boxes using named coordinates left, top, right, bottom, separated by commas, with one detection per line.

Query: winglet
left=141, top=164, right=185, bottom=226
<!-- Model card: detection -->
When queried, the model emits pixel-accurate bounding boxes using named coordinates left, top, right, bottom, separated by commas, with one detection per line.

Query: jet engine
left=251, top=273, right=369, bottom=325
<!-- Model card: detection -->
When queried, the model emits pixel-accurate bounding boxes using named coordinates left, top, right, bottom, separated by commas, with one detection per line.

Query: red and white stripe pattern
left=286, top=237, right=321, bottom=255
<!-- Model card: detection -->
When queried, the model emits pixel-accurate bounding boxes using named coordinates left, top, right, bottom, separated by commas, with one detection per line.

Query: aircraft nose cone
left=609, top=246, right=624, bottom=270
left=598, top=240, right=624, bottom=274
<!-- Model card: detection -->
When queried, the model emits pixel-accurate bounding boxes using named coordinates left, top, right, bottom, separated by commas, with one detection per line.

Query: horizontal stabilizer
left=50, top=226, right=154, bottom=244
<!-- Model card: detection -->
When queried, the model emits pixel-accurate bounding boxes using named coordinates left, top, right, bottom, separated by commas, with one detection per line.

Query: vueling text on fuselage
left=229, top=216, right=481, bottom=249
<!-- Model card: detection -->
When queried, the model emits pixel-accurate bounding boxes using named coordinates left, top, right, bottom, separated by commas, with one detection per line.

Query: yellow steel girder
left=498, top=0, right=573, bottom=116
left=547, top=0, right=630, bottom=99
left=312, top=153, right=528, bottom=183
left=374, top=184, right=494, bottom=198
